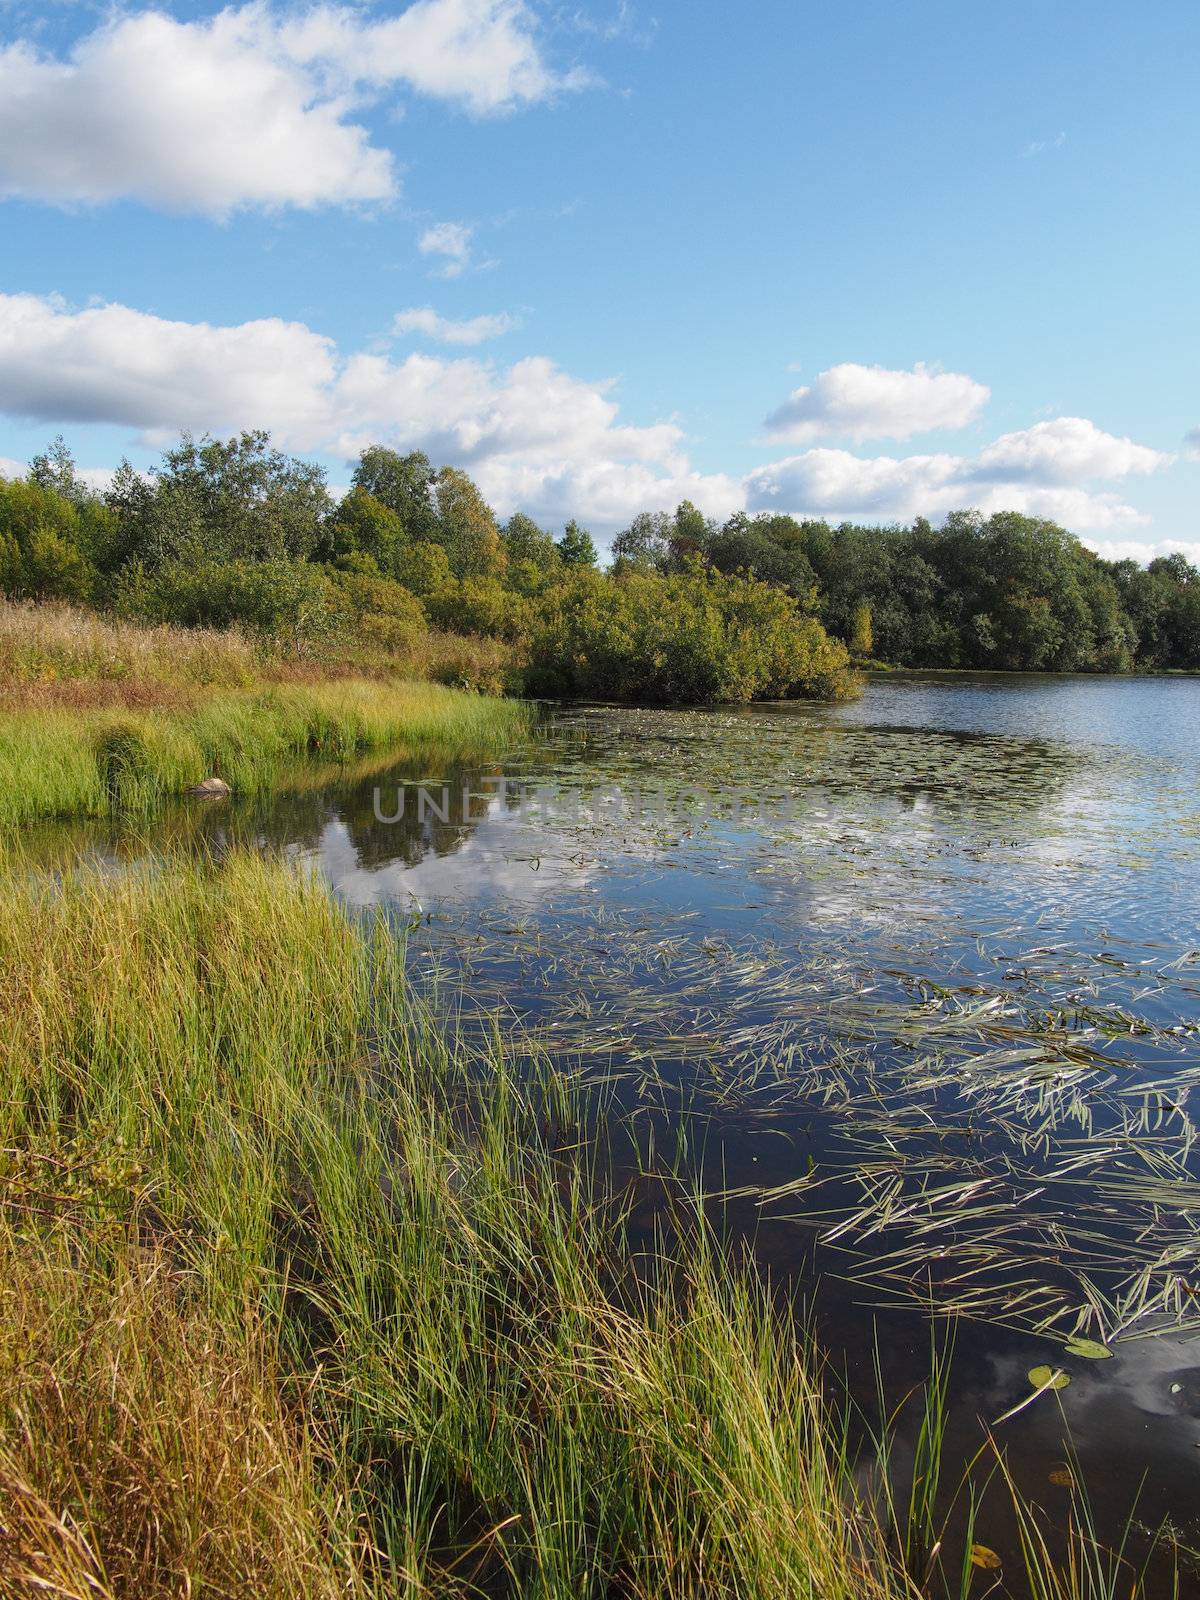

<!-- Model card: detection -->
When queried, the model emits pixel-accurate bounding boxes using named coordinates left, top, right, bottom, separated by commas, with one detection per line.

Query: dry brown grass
left=0, top=600, right=522, bottom=711
left=0, top=1231, right=377, bottom=1600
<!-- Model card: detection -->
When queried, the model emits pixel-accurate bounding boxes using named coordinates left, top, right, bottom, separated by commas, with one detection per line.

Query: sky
left=0, top=0, right=1197, bottom=559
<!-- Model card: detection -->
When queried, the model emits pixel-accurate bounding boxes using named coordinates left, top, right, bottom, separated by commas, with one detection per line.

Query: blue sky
left=0, top=0, right=1196, bottom=556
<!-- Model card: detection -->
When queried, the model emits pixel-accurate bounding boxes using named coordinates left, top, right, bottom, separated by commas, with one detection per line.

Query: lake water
left=34, top=672, right=1200, bottom=1583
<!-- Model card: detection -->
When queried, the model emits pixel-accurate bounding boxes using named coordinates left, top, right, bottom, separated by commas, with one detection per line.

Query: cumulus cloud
left=745, top=415, right=1170, bottom=532
left=0, top=295, right=1172, bottom=538
left=0, top=1, right=585, bottom=215
left=0, top=291, right=738, bottom=530
left=0, top=292, right=340, bottom=437
left=392, top=306, right=517, bottom=344
left=1085, top=536, right=1200, bottom=567
left=969, top=416, right=1168, bottom=485
left=764, top=361, right=990, bottom=444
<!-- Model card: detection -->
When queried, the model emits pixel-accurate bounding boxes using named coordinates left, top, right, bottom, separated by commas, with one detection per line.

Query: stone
left=186, top=776, right=231, bottom=798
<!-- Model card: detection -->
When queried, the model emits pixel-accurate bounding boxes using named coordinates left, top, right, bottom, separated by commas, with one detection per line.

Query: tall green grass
left=0, top=851, right=1164, bottom=1598
left=0, top=850, right=907, bottom=1597
left=0, top=679, right=531, bottom=824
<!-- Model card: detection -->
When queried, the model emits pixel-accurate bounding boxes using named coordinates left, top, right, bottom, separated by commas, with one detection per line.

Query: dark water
left=32, top=673, right=1200, bottom=1585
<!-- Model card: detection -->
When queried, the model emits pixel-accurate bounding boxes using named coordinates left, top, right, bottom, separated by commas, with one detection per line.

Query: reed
left=0, top=678, right=530, bottom=824
left=0, top=850, right=1162, bottom=1598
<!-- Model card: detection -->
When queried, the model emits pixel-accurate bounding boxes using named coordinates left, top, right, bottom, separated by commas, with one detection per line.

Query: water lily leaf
left=1028, top=1365, right=1070, bottom=1391
left=1048, top=1466, right=1075, bottom=1487
left=1063, top=1338, right=1111, bottom=1360
left=970, top=1544, right=1002, bottom=1570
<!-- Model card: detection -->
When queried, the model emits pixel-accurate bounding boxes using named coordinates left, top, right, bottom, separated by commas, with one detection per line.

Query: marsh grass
left=0, top=599, right=521, bottom=708
left=0, top=598, right=266, bottom=699
left=0, top=849, right=1167, bottom=1598
left=0, top=677, right=530, bottom=824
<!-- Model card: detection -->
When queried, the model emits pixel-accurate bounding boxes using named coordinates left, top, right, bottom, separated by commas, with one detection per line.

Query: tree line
left=1, top=431, right=1198, bottom=698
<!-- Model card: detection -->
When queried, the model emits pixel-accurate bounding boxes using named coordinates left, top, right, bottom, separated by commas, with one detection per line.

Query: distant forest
left=3, top=430, right=1198, bottom=685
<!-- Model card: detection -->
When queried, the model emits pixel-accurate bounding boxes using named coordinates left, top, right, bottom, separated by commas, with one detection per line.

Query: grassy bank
left=0, top=681, right=530, bottom=825
left=0, top=850, right=899, bottom=1598
left=0, top=600, right=531, bottom=824
left=0, top=848, right=1155, bottom=1599
left=0, top=598, right=520, bottom=710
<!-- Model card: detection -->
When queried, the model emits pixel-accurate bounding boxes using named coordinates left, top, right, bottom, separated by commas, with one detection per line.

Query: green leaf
left=1063, top=1337, right=1112, bottom=1360
left=1028, top=1365, right=1070, bottom=1391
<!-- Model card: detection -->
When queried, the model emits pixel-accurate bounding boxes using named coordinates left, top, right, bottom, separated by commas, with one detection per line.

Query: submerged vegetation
left=0, top=848, right=1179, bottom=1598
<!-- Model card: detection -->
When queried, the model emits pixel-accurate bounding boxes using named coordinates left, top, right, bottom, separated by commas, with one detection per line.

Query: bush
left=424, top=575, right=532, bottom=641
left=529, top=562, right=856, bottom=703
left=0, top=478, right=100, bottom=602
left=329, top=569, right=428, bottom=652
left=118, top=557, right=337, bottom=654
left=419, top=631, right=520, bottom=696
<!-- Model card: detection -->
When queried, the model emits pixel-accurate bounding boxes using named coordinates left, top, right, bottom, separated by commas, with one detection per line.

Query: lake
left=33, top=671, right=1200, bottom=1582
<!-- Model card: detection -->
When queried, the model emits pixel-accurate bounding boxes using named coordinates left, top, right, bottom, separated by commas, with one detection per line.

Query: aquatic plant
left=0, top=849, right=1178, bottom=1597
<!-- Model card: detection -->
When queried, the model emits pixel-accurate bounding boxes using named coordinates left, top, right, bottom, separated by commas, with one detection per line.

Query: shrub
left=0, top=478, right=99, bottom=602
left=424, top=575, right=533, bottom=641
left=529, top=562, right=856, bottom=703
left=118, top=557, right=337, bottom=654
left=329, top=569, right=428, bottom=652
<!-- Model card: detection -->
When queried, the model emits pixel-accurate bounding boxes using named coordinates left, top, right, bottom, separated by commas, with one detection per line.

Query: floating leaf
left=970, top=1544, right=1002, bottom=1570
left=1063, top=1338, right=1111, bottom=1360
left=1028, top=1365, right=1070, bottom=1391
left=1048, top=1466, right=1075, bottom=1487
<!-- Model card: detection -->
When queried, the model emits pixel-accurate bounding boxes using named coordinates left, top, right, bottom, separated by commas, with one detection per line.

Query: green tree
left=395, top=540, right=453, bottom=598
left=28, top=436, right=92, bottom=506
left=323, top=487, right=406, bottom=576
left=557, top=520, right=598, bottom=568
left=119, top=432, right=332, bottom=570
left=351, top=447, right=438, bottom=540
left=0, top=478, right=97, bottom=601
left=433, top=467, right=505, bottom=578
left=611, top=511, right=671, bottom=570
left=848, top=600, right=873, bottom=658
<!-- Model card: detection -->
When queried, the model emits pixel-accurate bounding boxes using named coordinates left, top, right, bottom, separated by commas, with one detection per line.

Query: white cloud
left=764, top=361, right=990, bottom=444
left=417, top=222, right=476, bottom=279
left=0, top=291, right=737, bottom=531
left=0, top=295, right=1174, bottom=539
left=746, top=416, right=1170, bottom=532
left=0, top=293, right=340, bottom=436
left=0, top=2, right=584, bottom=216
left=1084, top=536, right=1200, bottom=567
left=0, top=455, right=24, bottom=480
left=393, top=306, right=517, bottom=345
left=969, top=416, right=1168, bottom=485
left=281, top=0, right=592, bottom=113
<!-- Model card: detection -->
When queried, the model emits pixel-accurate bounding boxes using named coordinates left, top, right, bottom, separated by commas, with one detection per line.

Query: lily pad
left=1063, top=1337, right=1112, bottom=1360
left=970, top=1544, right=1002, bottom=1570
left=1028, top=1365, right=1071, bottom=1391
left=1048, top=1466, right=1075, bottom=1487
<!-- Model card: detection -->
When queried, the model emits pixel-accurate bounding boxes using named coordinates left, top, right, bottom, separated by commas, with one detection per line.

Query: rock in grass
left=186, top=777, right=231, bottom=799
